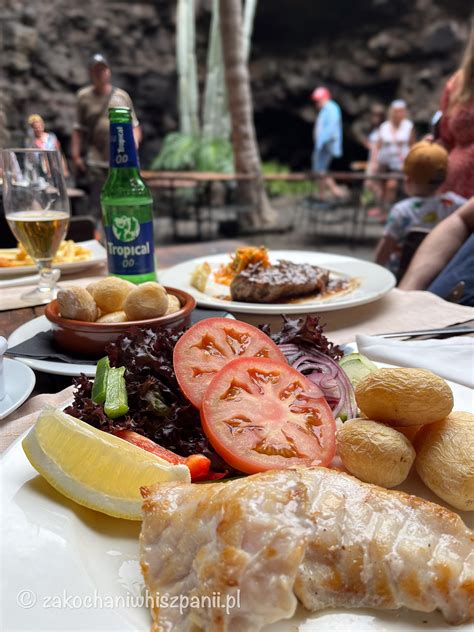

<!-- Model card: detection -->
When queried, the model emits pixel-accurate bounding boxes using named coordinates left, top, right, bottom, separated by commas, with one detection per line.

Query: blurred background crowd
left=0, top=0, right=472, bottom=173
left=1, top=0, right=473, bottom=302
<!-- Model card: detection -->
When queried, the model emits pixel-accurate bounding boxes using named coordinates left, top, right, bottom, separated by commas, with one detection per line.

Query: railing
left=141, top=170, right=404, bottom=184
left=140, top=170, right=404, bottom=241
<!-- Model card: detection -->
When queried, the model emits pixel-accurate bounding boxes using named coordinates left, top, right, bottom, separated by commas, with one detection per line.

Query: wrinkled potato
left=337, top=418, right=416, bottom=488
left=87, top=277, right=135, bottom=313
left=123, top=282, right=169, bottom=320
left=57, top=287, right=98, bottom=322
left=165, top=294, right=181, bottom=315
left=415, top=411, right=474, bottom=511
left=96, top=310, right=128, bottom=324
left=355, top=368, right=453, bottom=426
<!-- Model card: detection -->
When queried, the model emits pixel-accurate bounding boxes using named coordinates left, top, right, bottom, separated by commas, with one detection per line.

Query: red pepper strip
left=193, top=470, right=228, bottom=482
left=112, top=429, right=213, bottom=482
left=183, top=454, right=212, bottom=480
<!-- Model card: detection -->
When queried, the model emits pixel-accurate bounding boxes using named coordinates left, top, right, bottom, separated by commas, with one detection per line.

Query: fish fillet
left=140, top=467, right=474, bottom=631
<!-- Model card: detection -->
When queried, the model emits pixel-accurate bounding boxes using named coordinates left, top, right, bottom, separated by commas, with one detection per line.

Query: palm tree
left=203, top=0, right=257, bottom=140
left=176, top=0, right=199, bottom=136
left=219, top=0, right=276, bottom=228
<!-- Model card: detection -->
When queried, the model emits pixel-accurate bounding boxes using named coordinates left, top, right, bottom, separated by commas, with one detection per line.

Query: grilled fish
left=140, top=467, right=474, bottom=631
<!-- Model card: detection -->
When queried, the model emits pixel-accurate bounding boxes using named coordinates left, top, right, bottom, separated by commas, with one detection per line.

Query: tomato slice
left=112, top=429, right=212, bottom=481
left=201, top=357, right=336, bottom=474
left=173, top=317, right=287, bottom=407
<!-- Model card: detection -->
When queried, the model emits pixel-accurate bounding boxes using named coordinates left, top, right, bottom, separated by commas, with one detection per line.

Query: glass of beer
left=2, top=149, right=70, bottom=303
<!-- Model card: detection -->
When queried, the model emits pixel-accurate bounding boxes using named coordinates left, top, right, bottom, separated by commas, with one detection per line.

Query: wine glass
left=2, top=149, right=70, bottom=304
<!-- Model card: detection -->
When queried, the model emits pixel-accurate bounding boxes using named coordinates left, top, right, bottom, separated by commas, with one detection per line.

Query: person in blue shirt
left=311, top=86, right=344, bottom=199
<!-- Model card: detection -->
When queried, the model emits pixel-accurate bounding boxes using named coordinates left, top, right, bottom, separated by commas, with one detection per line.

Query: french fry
left=0, top=241, right=92, bottom=268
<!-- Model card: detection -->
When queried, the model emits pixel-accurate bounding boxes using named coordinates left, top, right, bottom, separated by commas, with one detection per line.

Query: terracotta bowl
left=44, top=286, right=196, bottom=358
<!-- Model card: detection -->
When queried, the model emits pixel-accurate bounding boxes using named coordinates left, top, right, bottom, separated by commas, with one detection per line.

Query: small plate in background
left=0, top=239, right=106, bottom=279
left=0, top=358, right=36, bottom=419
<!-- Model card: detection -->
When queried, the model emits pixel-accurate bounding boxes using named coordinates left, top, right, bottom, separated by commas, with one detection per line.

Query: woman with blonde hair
left=27, top=114, right=69, bottom=177
left=438, top=26, right=474, bottom=198
left=370, top=100, right=415, bottom=212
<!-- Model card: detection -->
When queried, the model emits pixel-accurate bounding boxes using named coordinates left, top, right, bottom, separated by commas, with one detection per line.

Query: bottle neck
left=109, top=121, right=139, bottom=171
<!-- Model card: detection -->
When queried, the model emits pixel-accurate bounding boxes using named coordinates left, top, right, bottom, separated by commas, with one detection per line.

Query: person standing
left=353, top=104, right=385, bottom=206
left=71, top=54, right=142, bottom=217
left=311, top=86, right=344, bottom=199
left=437, top=26, right=474, bottom=199
left=370, top=99, right=415, bottom=212
left=27, top=114, right=69, bottom=177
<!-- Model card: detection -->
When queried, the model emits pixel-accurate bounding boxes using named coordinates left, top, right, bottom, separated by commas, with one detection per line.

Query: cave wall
left=251, top=0, right=470, bottom=168
left=0, top=0, right=470, bottom=170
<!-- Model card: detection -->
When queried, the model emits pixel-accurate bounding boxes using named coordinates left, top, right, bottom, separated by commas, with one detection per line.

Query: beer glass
left=2, top=149, right=70, bottom=303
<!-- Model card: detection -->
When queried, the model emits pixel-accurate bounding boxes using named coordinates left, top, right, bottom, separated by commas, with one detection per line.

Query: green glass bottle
left=101, top=107, right=157, bottom=283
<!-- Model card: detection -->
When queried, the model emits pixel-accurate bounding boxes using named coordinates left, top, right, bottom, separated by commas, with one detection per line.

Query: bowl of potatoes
left=44, top=277, right=196, bottom=356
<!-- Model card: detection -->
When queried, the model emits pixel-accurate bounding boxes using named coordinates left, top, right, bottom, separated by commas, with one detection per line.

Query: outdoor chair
left=149, top=181, right=201, bottom=241
left=394, top=228, right=464, bottom=304
left=355, top=175, right=405, bottom=241
left=65, top=216, right=96, bottom=242
left=300, top=184, right=360, bottom=243
left=396, top=227, right=430, bottom=283
left=0, top=198, right=17, bottom=247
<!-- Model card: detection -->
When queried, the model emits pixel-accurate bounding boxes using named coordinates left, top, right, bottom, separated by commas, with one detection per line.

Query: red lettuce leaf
left=260, top=315, right=343, bottom=361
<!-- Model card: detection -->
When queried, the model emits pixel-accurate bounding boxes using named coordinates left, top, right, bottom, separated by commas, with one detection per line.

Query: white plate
left=7, top=316, right=96, bottom=378
left=0, top=367, right=472, bottom=631
left=0, top=240, right=106, bottom=278
left=0, top=358, right=36, bottom=419
left=159, top=250, right=396, bottom=314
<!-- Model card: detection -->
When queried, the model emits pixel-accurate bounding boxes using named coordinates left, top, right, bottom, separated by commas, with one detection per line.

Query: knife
left=376, top=326, right=474, bottom=339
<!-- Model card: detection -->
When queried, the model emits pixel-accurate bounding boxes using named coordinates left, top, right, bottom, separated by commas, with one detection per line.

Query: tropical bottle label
left=109, top=122, right=139, bottom=169
left=101, top=107, right=157, bottom=284
left=104, top=209, right=155, bottom=277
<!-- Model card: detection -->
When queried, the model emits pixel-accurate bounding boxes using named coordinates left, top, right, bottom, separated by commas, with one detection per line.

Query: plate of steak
left=159, top=250, right=396, bottom=314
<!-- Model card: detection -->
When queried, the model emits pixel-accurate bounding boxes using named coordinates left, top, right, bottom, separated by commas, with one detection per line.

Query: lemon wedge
left=22, top=408, right=190, bottom=520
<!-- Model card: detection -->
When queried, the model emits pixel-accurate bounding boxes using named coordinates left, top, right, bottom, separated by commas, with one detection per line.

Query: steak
left=230, top=260, right=330, bottom=303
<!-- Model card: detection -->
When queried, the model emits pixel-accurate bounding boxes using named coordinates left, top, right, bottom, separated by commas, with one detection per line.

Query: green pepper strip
left=91, top=356, right=110, bottom=405
left=104, top=366, right=129, bottom=419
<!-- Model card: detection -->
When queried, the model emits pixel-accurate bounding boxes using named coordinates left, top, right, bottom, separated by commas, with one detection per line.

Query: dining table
left=1, top=238, right=474, bottom=454
left=2, top=237, right=473, bottom=632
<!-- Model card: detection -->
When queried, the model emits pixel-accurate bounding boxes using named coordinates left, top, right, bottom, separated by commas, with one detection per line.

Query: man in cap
left=71, top=54, right=141, bottom=217
left=374, top=141, right=466, bottom=277
left=311, top=86, right=344, bottom=199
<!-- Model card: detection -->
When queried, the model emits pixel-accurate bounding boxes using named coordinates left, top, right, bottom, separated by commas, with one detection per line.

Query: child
left=374, top=141, right=466, bottom=276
